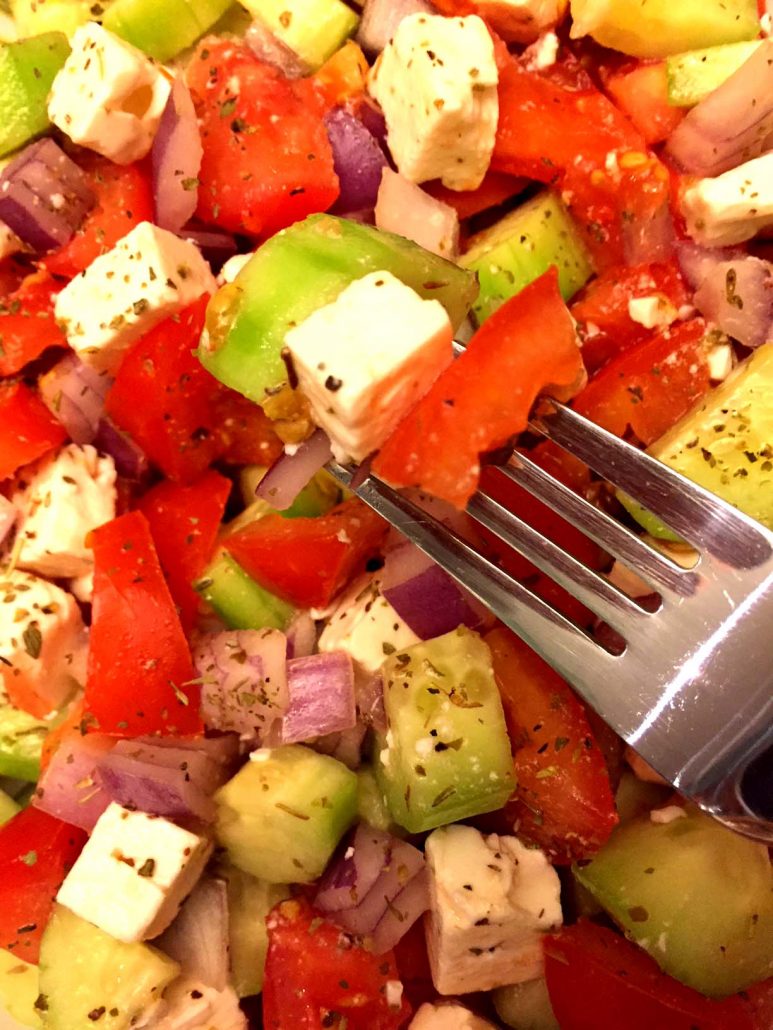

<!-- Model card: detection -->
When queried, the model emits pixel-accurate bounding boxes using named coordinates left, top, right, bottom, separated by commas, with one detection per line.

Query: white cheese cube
left=55, top=221, right=217, bottom=373
left=681, top=152, right=773, bottom=247
left=369, top=14, right=499, bottom=191
left=410, top=1002, right=497, bottom=1029
left=424, top=825, right=562, bottom=994
left=48, top=22, right=171, bottom=165
left=57, top=803, right=213, bottom=943
left=318, top=575, right=420, bottom=674
left=0, top=569, right=87, bottom=711
left=13, top=444, right=116, bottom=580
left=286, top=270, right=453, bottom=462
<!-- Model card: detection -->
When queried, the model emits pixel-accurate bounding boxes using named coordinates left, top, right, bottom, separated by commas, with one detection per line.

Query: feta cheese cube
left=0, top=569, right=87, bottom=711
left=286, top=270, right=453, bottom=462
left=410, top=1002, right=496, bottom=1029
left=13, top=444, right=116, bottom=579
left=681, top=152, right=773, bottom=247
left=425, top=824, right=562, bottom=994
left=57, top=803, right=213, bottom=943
left=48, top=22, right=171, bottom=165
left=369, top=14, right=499, bottom=191
left=55, top=221, right=216, bottom=373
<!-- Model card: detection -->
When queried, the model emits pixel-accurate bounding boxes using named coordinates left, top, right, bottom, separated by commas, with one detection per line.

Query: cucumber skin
left=0, top=33, right=70, bottom=157
left=665, top=40, right=761, bottom=107
left=195, top=550, right=295, bottom=631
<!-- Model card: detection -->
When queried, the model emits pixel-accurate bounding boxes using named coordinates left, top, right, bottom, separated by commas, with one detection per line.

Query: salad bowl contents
left=0, top=0, right=771, bottom=1028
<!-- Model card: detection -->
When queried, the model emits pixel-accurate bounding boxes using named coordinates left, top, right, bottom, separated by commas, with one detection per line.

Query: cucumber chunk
left=0, top=705, right=49, bottom=782
left=666, top=40, right=762, bottom=107
left=215, top=744, right=358, bottom=883
left=460, top=192, right=593, bottom=325
left=103, top=0, right=232, bottom=62
left=38, top=905, right=179, bottom=1030
left=241, top=0, right=358, bottom=70
left=0, top=33, right=70, bottom=158
left=375, top=627, right=515, bottom=834
left=0, top=788, right=19, bottom=824
left=493, top=978, right=559, bottom=1030
left=573, top=808, right=773, bottom=996
left=10, top=0, right=91, bottom=38
left=0, top=947, right=41, bottom=1029
left=195, top=549, right=295, bottom=631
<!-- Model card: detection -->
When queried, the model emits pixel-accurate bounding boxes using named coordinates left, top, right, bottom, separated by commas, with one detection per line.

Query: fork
left=326, top=398, right=773, bottom=845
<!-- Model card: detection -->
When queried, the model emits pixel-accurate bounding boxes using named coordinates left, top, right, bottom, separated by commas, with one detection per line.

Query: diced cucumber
left=569, top=0, right=760, bottom=59
left=0, top=788, right=19, bottom=824
left=493, top=978, right=559, bottom=1030
left=215, top=745, right=358, bottom=883
left=103, top=0, right=232, bottom=61
left=460, top=192, right=593, bottom=325
left=573, top=807, right=773, bottom=997
left=0, top=947, right=41, bottom=1029
left=199, top=213, right=478, bottom=405
left=356, top=765, right=406, bottom=836
left=10, top=0, right=91, bottom=38
left=0, top=705, right=49, bottom=783
left=217, top=860, right=289, bottom=997
left=0, top=33, right=70, bottom=157
left=194, top=549, right=295, bottom=631
left=241, top=0, right=358, bottom=70
left=666, top=40, right=762, bottom=107
left=614, top=770, right=670, bottom=824
left=238, top=466, right=341, bottom=517
left=621, top=343, right=773, bottom=536
left=38, top=905, right=180, bottom=1030
left=375, top=627, right=515, bottom=834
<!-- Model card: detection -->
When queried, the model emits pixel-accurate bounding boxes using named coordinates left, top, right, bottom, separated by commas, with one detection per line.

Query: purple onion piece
left=280, top=651, right=357, bottom=745
left=381, top=542, right=487, bottom=640
left=665, top=39, right=773, bottom=177
left=693, top=255, right=773, bottom=349
left=97, top=752, right=217, bottom=823
left=157, top=877, right=230, bottom=990
left=245, top=19, right=308, bottom=77
left=256, top=430, right=333, bottom=511
left=0, top=139, right=95, bottom=253
left=152, top=76, right=203, bottom=233
left=193, top=629, right=289, bottom=739
left=621, top=193, right=674, bottom=267
left=357, top=673, right=387, bottom=734
left=676, top=241, right=743, bottom=289
left=325, top=107, right=389, bottom=214
left=177, top=227, right=238, bottom=271
left=133, top=732, right=241, bottom=767
left=38, top=353, right=113, bottom=445
left=313, top=722, right=367, bottom=770
left=316, top=825, right=396, bottom=912
left=0, top=496, right=18, bottom=549
left=375, top=168, right=459, bottom=259
left=370, top=867, right=430, bottom=954
left=110, top=739, right=229, bottom=795
left=33, top=733, right=114, bottom=831
left=285, top=610, right=317, bottom=659
left=356, top=0, right=437, bottom=55
left=93, top=416, right=150, bottom=481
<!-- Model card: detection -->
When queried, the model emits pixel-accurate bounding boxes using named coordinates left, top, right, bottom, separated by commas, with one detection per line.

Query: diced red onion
left=177, top=227, right=238, bottom=271
left=33, top=733, right=114, bottom=831
left=381, top=542, right=488, bottom=640
left=376, top=168, right=459, bottom=260
left=0, top=496, right=18, bottom=549
left=357, top=673, right=387, bottom=734
left=621, top=190, right=674, bottom=266
left=312, top=722, right=367, bottom=770
left=325, top=107, right=389, bottom=214
left=355, top=98, right=387, bottom=146
left=356, top=0, right=437, bottom=54
left=285, top=610, right=317, bottom=659
left=193, top=629, right=289, bottom=739
left=0, top=139, right=95, bottom=253
left=665, top=39, right=773, bottom=177
left=255, top=430, right=333, bottom=511
left=683, top=248, right=773, bottom=349
left=676, top=240, right=739, bottom=288
left=157, top=877, right=230, bottom=991
left=93, top=417, right=150, bottom=481
left=245, top=19, right=308, bottom=77
left=38, top=353, right=112, bottom=445
left=133, top=733, right=241, bottom=767
left=315, top=825, right=429, bottom=953
left=152, top=76, right=203, bottom=233
left=281, top=651, right=357, bottom=744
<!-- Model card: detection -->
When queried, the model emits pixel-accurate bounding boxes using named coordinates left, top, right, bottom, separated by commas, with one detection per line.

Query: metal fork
left=326, top=400, right=773, bottom=844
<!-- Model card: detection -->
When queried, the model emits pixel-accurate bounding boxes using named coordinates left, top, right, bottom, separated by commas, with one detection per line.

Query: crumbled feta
left=286, top=270, right=453, bottom=462
left=650, top=804, right=687, bottom=825
left=369, top=14, right=499, bottom=191
left=139, top=978, right=246, bottom=1030
left=217, top=252, right=253, bottom=286
left=13, top=444, right=116, bottom=580
left=706, top=338, right=735, bottom=382
left=410, top=1002, right=497, bottom=1029
left=48, top=22, right=170, bottom=165
left=424, top=824, right=562, bottom=994
left=55, top=221, right=216, bottom=373
left=627, top=294, right=679, bottom=330
left=681, top=152, right=773, bottom=246
left=0, top=569, right=87, bottom=711
left=57, top=803, right=213, bottom=943
left=523, top=30, right=559, bottom=70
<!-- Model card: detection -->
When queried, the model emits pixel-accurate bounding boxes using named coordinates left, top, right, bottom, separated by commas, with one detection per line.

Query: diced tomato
left=225, top=498, right=388, bottom=609
left=0, top=807, right=85, bottom=964
left=544, top=920, right=762, bottom=1030
left=0, top=257, right=28, bottom=298
left=572, top=317, right=711, bottom=446
left=0, top=382, right=66, bottom=480
left=0, top=271, right=67, bottom=376
left=42, top=155, right=154, bottom=279
left=570, top=259, right=692, bottom=373
left=372, top=269, right=585, bottom=509
left=745, top=979, right=773, bottom=1029
left=186, top=41, right=339, bottom=239
left=216, top=391, right=284, bottom=467
left=137, top=470, right=232, bottom=632
left=263, top=897, right=412, bottom=1029
left=604, top=62, right=685, bottom=146
left=85, top=511, right=202, bottom=737
left=424, top=171, right=528, bottom=221
left=312, top=40, right=369, bottom=110
left=39, top=697, right=85, bottom=773
left=430, top=0, right=566, bottom=42
left=485, top=627, right=619, bottom=863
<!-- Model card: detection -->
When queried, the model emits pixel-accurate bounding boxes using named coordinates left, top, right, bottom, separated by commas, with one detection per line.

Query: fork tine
left=466, top=487, right=651, bottom=634
left=326, top=460, right=616, bottom=676
left=532, top=402, right=773, bottom=567
left=498, top=451, right=697, bottom=598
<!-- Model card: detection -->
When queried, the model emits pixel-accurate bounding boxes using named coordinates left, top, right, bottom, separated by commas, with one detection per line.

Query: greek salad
left=0, top=0, right=771, bottom=1028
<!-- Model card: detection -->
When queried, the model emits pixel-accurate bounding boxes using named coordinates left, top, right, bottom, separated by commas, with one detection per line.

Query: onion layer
left=152, top=76, right=203, bottom=233
left=281, top=651, right=357, bottom=745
